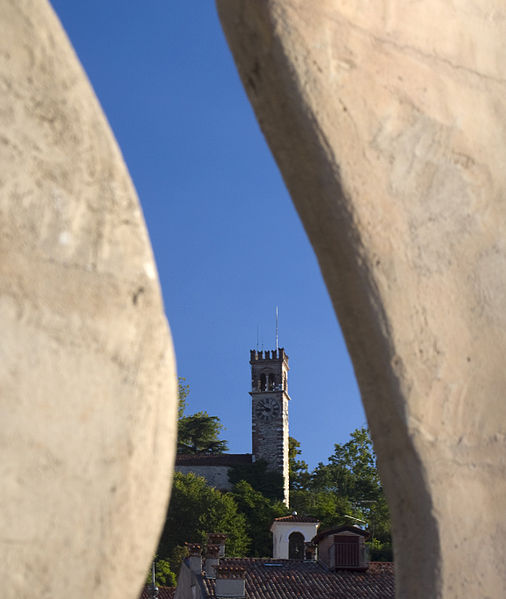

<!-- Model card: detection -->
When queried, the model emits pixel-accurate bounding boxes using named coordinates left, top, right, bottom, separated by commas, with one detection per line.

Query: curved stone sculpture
left=0, top=2, right=177, bottom=598
left=216, top=1, right=506, bottom=597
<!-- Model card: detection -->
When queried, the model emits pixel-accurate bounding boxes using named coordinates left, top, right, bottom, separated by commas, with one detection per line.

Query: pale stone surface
left=0, top=2, right=177, bottom=598
left=216, top=1, right=506, bottom=597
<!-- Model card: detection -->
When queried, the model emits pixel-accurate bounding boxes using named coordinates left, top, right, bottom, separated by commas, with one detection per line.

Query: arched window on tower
left=288, top=532, right=305, bottom=560
left=283, top=372, right=287, bottom=391
left=268, top=373, right=276, bottom=391
left=260, top=373, right=266, bottom=391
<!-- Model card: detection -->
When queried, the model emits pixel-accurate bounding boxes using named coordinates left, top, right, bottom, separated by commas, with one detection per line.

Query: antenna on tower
left=275, top=306, right=279, bottom=350
left=256, top=325, right=259, bottom=351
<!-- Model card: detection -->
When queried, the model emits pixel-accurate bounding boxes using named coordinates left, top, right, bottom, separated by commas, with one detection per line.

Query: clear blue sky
left=50, top=1, right=366, bottom=469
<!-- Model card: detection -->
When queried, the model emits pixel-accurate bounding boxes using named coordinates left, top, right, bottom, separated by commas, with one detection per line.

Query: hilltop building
left=175, top=348, right=291, bottom=505
left=170, top=352, right=396, bottom=599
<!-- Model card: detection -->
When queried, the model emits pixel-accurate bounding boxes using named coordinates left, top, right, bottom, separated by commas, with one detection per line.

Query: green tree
left=231, top=481, right=287, bottom=557
left=157, top=472, right=249, bottom=559
left=365, top=495, right=393, bottom=560
left=308, top=428, right=392, bottom=560
left=178, top=377, right=190, bottom=420
left=177, top=411, right=229, bottom=454
left=146, top=557, right=177, bottom=587
left=311, top=428, right=381, bottom=502
left=228, top=459, right=284, bottom=501
left=176, top=379, right=228, bottom=455
left=290, top=489, right=353, bottom=532
left=166, top=545, right=189, bottom=577
left=288, top=437, right=310, bottom=490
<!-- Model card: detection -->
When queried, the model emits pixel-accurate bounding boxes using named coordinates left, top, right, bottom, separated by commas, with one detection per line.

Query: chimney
left=204, top=544, right=220, bottom=578
left=215, top=565, right=246, bottom=599
left=186, top=543, right=202, bottom=575
left=207, top=533, right=227, bottom=558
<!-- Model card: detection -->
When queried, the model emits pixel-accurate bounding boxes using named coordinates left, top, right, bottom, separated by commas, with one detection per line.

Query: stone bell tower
left=250, top=348, right=290, bottom=505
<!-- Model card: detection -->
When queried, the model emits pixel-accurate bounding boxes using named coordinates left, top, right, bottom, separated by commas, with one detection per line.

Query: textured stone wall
left=0, top=2, right=177, bottom=599
left=217, top=1, right=506, bottom=597
left=251, top=394, right=289, bottom=505
left=250, top=350, right=290, bottom=504
left=251, top=394, right=285, bottom=469
left=175, top=465, right=233, bottom=490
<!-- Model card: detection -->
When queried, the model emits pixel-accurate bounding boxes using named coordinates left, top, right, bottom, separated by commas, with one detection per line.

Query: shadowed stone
left=0, top=2, right=176, bottom=598
left=216, top=1, right=506, bottom=597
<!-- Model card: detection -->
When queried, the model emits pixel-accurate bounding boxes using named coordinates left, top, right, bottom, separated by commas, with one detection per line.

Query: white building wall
left=270, top=521, right=320, bottom=559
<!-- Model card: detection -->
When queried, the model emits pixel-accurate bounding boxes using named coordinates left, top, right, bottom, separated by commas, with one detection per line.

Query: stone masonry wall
left=251, top=393, right=289, bottom=504
left=175, top=465, right=233, bottom=491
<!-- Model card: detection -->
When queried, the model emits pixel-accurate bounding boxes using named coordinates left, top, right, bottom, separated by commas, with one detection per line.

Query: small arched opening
left=268, top=372, right=276, bottom=391
left=259, top=373, right=266, bottom=391
left=288, top=532, right=305, bottom=560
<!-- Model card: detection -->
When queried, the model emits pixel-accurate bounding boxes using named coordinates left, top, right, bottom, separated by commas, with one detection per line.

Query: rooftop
left=201, top=558, right=394, bottom=599
left=175, top=453, right=253, bottom=467
left=313, top=524, right=370, bottom=543
left=273, top=514, right=320, bottom=523
left=139, top=586, right=175, bottom=599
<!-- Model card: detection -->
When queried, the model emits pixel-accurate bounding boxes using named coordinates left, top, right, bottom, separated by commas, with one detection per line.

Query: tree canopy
left=146, top=556, right=177, bottom=588
left=231, top=481, right=287, bottom=557
left=177, top=411, right=229, bottom=454
left=178, top=377, right=189, bottom=420
left=158, top=472, right=249, bottom=561
left=228, top=459, right=285, bottom=501
left=288, top=436, right=310, bottom=490
left=176, top=378, right=228, bottom=455
left=311, top=428, right=381, bottom=500
left=292, top=428, right=392, bottom=560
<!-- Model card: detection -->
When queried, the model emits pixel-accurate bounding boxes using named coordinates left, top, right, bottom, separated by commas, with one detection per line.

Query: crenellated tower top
left=250, top=347, right=290, bottom=395
left=250, top=348, right=289, bottom=362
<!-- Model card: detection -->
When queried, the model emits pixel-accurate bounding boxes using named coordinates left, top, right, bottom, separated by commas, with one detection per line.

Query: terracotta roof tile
left=202, top=558, right=394, bottom=599
left=139, top=585, right=176, bottom=599
left=273, top=514, right=320, bottom=523
left=313, top=524, right=370, bottom=543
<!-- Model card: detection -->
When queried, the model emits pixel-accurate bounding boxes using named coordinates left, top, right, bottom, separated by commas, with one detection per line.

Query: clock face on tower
left=255, top=397, right=281, bottom=422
